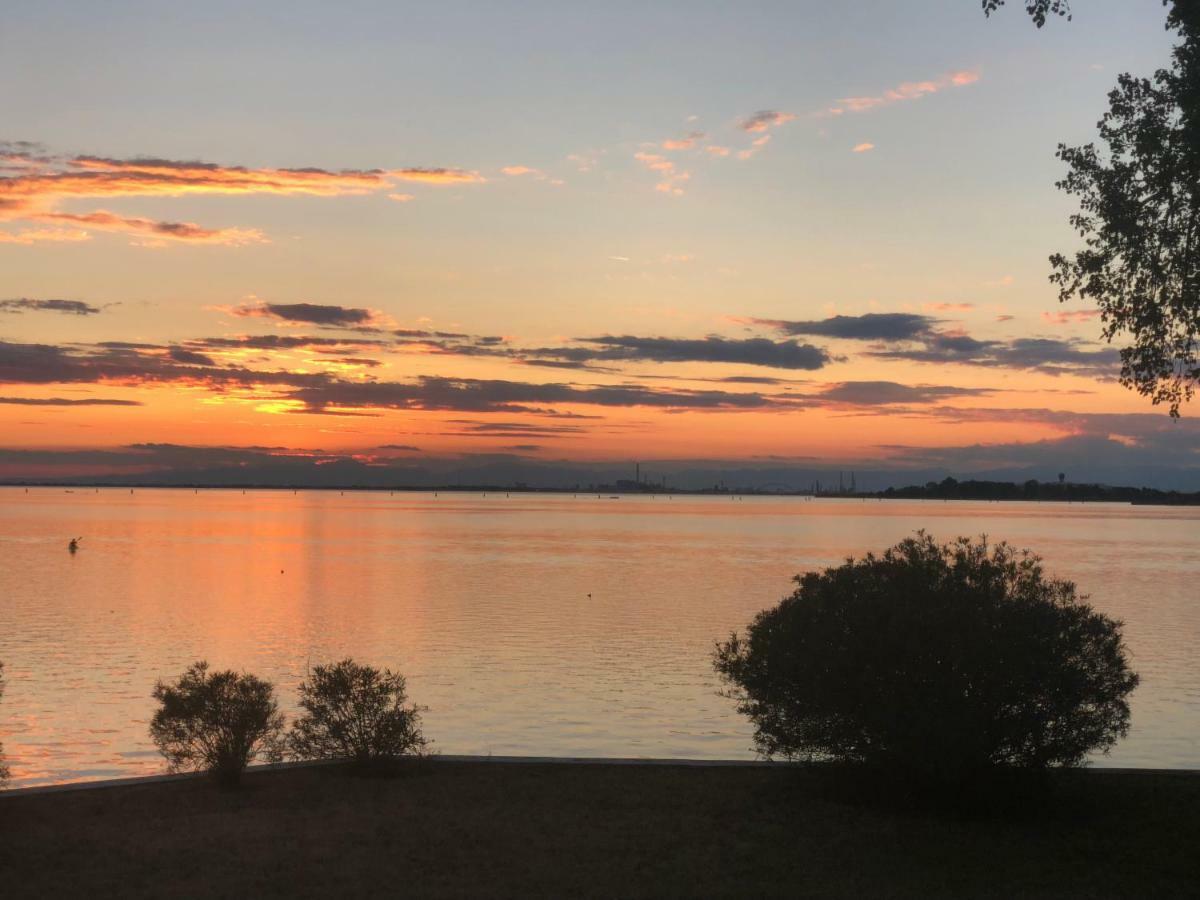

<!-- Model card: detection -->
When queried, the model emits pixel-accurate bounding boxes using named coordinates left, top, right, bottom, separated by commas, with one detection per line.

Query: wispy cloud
left=633, top=151, right=690, bottom=195
left=0, top=147, right=484, bottom=246
left=1042, top=309, right=1101, bottom=324
left=851, top=142, right=875, bottom=153
left=0, top=297, right=103, bottom=315
left=739, top=110, right=796, bottom=132
left=825, top=69, right=979, bottom=116
left=229, top=301, right=380, bottom=327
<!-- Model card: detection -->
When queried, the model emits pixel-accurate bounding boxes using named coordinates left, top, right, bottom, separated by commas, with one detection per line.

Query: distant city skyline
left=3, top=0, right=1198, bottom=487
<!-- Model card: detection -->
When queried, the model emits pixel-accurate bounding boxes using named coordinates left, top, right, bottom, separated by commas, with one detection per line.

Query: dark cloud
left=754, top=313, right=936, bottom=341
left=871, top=334, right=1119, bottom=376
left=377, top=444, right=421, bottom=451
left=293, top=375, right=794, bottom=415
left=0, top=339, right=802, bottom=416
left=0, top=396, right=141, bottom=406
left=0, top=298, right=102, bottom=316
left=526, top=335, right=833, bottom=370
left=818, top=381, right=995, bottom=406
left=167, top=346, right=216, bottom=366
left=231, top=302, right=375, bottom=326
left=188, top=334, right=389, bottom=351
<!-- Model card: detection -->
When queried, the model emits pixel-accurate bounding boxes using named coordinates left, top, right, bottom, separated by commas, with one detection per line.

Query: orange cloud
left=0, top=149, right=484, bottom=246
left=0, top=226, right=91, bottom=244
left=924, top=302, right=974, bottom=312
left=38, top=211, right=265, bottom=245
left=852, top=142, right=875, bottom=153
left=634, top=151, right=689, bottom=195
left=827, top=69, right=979, bottom=116
left=705, top=146, right=731, bottom=157
left=662, top=131, right=705, bottom=151
left=1043, top=309, right=1101, bottom=324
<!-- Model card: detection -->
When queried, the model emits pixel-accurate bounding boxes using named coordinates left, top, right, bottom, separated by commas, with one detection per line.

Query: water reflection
left=1, top=488, right=1197, bottom=787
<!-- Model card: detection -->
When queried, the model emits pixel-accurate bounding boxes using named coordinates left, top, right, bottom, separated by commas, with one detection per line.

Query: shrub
left=288, top=659, right=427, bottom=767
left=150, top=661, right=285, bottom=786
left=715, top=533, right=1139, bottom=784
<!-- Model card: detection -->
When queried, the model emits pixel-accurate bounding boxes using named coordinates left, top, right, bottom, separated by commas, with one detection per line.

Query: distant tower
left=850, top=471, right=856, bottom=493
left=636, top=462, right=640, bottom=484
left=1058, top=472, right=1066, bottom=485
left=839, top=471, right=844, bottom=493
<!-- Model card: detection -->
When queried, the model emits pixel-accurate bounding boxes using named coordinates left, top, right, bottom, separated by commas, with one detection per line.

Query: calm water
left=0, top=488, right=1197, bottom=787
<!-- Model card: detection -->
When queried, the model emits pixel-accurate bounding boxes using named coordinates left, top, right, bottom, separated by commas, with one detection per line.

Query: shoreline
left=5, top=755, right=1197, bottom=798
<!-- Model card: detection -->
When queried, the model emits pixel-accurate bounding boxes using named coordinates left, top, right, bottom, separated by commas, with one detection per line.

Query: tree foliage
left=149, top=661, right=285, bottom=786
left=715, top=534, right=1139, bottom=783
left=1051, top=2, right=1200, bottom=415
left=288, top=659, right=427, bottom=767
left=982, top=0, right=1072, bottom=28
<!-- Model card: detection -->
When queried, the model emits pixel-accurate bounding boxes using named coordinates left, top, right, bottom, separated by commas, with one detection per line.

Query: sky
left=2, top=0, right=1199, bottom=488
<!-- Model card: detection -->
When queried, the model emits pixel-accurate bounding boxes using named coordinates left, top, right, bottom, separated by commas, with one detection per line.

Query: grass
left=1, top=761, right=1197, bottom=898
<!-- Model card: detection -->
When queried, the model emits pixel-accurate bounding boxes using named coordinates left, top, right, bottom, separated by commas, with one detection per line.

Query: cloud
left=39, top=210, right=265, bottom=245
left=0, top=338, right=806, bottom=416
left=501, top=165, right=537, bottom=176
left=0, top=227, right=91, bottom=244
left=851, top=142, right=875, bottom=153
left=817, top=380, right=995, bottom=406
left=0, top=396, right=141, bottom=406
left=827, top=69, right=979, bottom=116
left=633, top=151, right=690, bottom=195
left=388, top=193, right=414, bottom=203
left=739, top=111, right=796, bottom=132
left=229, top=301, right=378, bottom=327
left=377, top=444, right=421, bottom=451
left=1042, top=309, right=1101, bottom=324
left=923, top=302, right=974, bottom=312
left=0, top=298, right=102, bottom=315
left=0, top=148, right=484, bottom=246
left=870, top=333, right=1119, bottom=377
left=752, top=312, right=937, bottom=341
left=705, top=146, right=732, bottom=157
left=540, top=335, right=833, bottom=370
left=662, top=132, right=706, bottom=151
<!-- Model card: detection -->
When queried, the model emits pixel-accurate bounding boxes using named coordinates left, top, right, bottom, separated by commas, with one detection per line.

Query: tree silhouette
left=1052, top=3, right=1200, bottom=415
left=982, top=1, right=1072, bottom=28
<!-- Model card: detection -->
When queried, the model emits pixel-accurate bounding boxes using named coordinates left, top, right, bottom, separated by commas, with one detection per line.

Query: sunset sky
left=3, top=0, right=1198, bottom=487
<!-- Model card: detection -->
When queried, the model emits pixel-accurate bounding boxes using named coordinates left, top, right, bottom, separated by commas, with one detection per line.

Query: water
left=0, top=487, right=1196, bottom=787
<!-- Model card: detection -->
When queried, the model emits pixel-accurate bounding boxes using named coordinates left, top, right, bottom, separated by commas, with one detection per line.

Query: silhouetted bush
left=715, top=533, right=1139, bottom=785
left=288, top=659, right=427, bottom=768
left=150, top=661, right=284, bottom=786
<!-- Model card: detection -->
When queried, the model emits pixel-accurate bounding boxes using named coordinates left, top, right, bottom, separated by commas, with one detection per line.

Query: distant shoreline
left=2, top=480, right=1199, bottom=506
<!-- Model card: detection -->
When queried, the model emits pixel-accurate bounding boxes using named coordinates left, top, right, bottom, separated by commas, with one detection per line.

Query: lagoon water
left=0, top=487, right=1197, bottom=787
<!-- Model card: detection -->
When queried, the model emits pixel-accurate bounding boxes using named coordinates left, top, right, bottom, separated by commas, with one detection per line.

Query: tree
left=714, top=534, right=1138, bottom=784
left=149, top=661, right=285, bottom=786
left=1050, top=3, right=1200, bottom=415
left=982, top=1, right=1072, bottom=28
left=288, top=659, right=427, bottom=767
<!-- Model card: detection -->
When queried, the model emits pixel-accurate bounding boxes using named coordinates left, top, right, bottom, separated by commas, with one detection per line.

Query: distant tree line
left=874, top=477, right=1200, bottom=505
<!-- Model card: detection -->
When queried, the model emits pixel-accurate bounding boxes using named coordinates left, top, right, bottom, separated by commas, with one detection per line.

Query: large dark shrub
left=715, top=533, right=1139, bottom=783
left=288, top=659, right=427, bottom=767
left=150, top=661, right=285, bottom=786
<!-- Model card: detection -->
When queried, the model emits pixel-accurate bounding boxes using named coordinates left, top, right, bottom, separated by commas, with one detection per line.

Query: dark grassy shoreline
left=2, top=762, right=1197, bottom=898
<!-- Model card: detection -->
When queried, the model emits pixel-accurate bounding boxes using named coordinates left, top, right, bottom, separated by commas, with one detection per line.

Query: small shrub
left=150, top=661, right=284, bottom=786
left=288, top=659, right=427, bottom=768
left=715, top=533, right=1139, bottom=785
